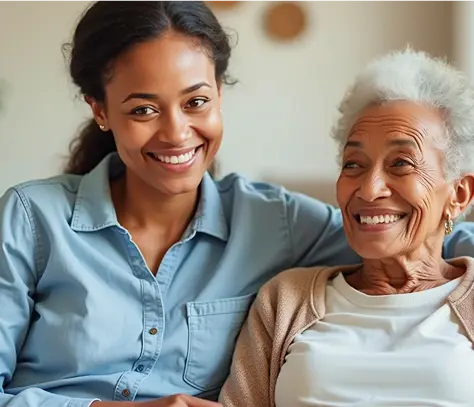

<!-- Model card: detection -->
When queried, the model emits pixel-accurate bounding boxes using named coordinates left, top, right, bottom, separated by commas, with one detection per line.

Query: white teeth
left=360, top=214, right=402, bottom=225
left=154, top=149, right=196, bottom=165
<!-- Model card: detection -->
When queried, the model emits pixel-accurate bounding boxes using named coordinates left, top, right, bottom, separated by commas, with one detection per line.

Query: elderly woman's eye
left=392, top=158, right=413, bottom=167
left=343, top=161, right=360, bottom=169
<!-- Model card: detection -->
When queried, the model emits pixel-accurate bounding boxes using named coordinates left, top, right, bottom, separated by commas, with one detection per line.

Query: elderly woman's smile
left=355, top=212, right=405, bottom=227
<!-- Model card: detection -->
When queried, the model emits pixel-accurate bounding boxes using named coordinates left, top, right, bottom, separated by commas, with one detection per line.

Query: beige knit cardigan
left=219, top=257, right=474, bottom=407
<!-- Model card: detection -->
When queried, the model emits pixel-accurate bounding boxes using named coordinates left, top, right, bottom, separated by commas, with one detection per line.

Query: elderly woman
left=218, top=48, right=474, bottom=407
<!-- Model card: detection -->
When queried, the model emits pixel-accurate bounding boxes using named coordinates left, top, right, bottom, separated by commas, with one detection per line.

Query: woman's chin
left=352, top=242, right=401, bottom=260
left=153, top=178, right=202, bottom=196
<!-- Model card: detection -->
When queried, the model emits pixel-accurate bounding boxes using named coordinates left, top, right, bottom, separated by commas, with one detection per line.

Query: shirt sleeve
left=285, top=191, right=360, bottom=267
left=0, top=189, right=99, bottom=407
left=442, top=221, right=474, bottom=259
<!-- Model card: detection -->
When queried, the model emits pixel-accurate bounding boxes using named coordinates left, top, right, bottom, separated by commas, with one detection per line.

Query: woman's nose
left=356, top=170, right=391, bottom=202
left=158, top=110, right=192, bottom=145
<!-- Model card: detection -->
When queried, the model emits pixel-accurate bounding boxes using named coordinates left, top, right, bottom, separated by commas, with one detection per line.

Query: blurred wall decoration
left=263, top=2, right=308, bottom=42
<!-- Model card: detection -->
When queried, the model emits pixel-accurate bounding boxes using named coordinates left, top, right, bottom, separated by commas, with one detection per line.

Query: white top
left=275, top=272, right=474, bottom=407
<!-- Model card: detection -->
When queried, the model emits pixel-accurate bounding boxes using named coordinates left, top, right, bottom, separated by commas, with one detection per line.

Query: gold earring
left=445, top=214, right=454, bottom=235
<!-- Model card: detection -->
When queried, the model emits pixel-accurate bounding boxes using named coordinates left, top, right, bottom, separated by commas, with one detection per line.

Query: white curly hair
left=331, top=47, right=474, bottom=181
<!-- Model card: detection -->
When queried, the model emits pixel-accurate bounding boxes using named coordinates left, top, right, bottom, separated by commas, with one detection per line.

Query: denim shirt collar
left=70, top=153, right=228, bottom=241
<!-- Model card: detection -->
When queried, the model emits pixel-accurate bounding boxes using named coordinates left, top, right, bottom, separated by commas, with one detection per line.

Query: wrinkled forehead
left=347, top=101, right=447, bottom=148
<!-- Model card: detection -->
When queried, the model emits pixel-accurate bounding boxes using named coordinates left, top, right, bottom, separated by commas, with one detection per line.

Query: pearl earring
left=99, top=124, right=106, bottom=131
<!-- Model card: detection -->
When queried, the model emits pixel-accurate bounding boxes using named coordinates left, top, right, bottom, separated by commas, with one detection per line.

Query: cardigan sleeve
left=218, top=285, right=275, bottom=407
left=218, top=267, right=321, bottom=407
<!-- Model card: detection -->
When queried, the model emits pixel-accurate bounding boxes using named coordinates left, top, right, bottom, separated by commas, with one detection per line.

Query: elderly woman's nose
left=356, top=169, right=391, bottom=202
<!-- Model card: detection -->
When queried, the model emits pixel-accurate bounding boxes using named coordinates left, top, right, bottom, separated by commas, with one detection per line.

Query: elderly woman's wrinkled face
left=336, top=101, right=453, bottom=259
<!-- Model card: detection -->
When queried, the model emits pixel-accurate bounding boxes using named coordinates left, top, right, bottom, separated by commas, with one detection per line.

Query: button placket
left=114, top=228, right=185, bottom=400
left=113, top=237, right=165, bottom=401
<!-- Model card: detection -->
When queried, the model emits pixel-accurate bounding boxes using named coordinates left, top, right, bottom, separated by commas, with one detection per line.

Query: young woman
left=1, top=3, right=474, bottom=407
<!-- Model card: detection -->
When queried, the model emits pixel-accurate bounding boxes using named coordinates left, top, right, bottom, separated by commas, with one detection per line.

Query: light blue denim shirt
left=1, top=153, right=474, bottom=407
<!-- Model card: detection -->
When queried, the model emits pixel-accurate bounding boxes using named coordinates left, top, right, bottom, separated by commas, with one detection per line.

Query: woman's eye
left=132, top=107, right=156, bottom=116
left=343, top=161, right=360, bottom=169
left=186, top=98, right=208, bottom=109
left=392, top=158, right=412, bottom=167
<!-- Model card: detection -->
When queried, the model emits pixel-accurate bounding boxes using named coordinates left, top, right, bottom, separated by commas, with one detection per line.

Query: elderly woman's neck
left=346, top=252, right=465, bottom=295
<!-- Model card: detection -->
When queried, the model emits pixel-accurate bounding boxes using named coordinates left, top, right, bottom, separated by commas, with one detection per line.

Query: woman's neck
left=346, top=247, right=465, bottom=295
left=110, top=170, right=199, bottom=236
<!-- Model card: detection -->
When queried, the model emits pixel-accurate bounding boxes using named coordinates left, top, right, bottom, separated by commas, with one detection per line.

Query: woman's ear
left=449, top=174, right=474, bottom=219
left=84, top=95, right=108, bottom=129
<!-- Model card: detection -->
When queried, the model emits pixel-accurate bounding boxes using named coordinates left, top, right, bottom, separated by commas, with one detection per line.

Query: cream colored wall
left=0, top=1, right=453, bottom=202
left=217, top=1, right=452, bottom=197
left=453, top=1, right=474, bottom=77
left=0, top=2, right=90, bottom=191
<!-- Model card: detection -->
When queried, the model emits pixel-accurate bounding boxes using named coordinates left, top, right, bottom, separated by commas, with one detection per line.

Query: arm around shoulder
left=285, top=191, right=359, bottom=267
left=443, top=220, right=474, bottom=258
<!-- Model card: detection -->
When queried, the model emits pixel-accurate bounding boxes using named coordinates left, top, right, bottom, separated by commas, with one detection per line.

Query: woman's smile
left=353, top=211, right=408, bottom=232
left=145, top=145, right=204, bottom=174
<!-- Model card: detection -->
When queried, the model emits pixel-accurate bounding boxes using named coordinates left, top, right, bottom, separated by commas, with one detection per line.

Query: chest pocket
left=184, top=292, right=256, bottom=391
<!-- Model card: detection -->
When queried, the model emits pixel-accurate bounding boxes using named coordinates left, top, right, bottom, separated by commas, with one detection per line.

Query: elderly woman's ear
left=448, top=174, right=474, bottom=219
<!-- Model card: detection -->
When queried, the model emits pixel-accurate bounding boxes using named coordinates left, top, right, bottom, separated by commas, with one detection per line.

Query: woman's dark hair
left=63, top=1, right=234, bottom=177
